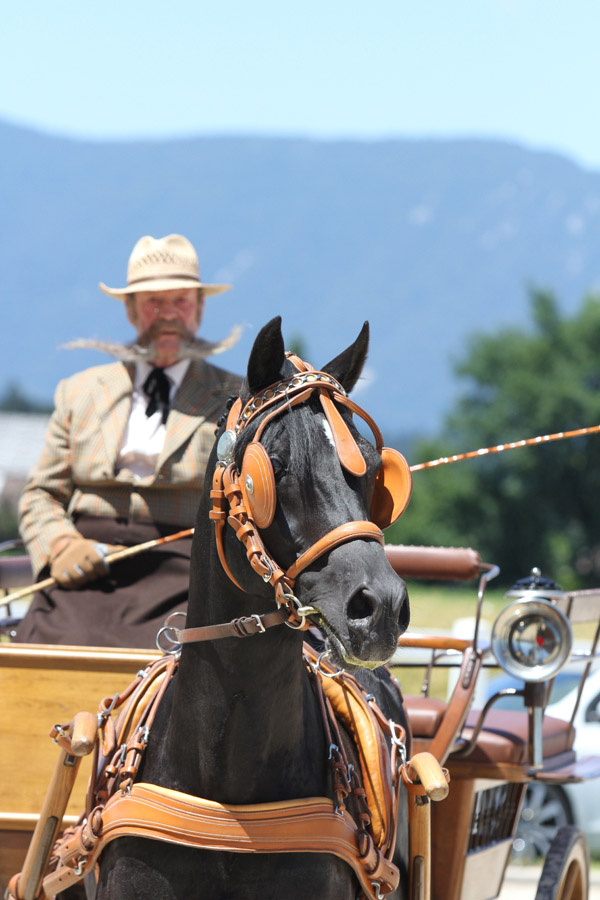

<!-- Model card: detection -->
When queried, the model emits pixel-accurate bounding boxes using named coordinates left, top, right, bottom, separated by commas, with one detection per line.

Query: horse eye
left=271, top=457, right=285, bottom=478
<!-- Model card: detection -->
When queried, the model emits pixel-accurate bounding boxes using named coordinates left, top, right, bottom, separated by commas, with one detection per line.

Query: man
left=16, top=234, right=241, bottom=648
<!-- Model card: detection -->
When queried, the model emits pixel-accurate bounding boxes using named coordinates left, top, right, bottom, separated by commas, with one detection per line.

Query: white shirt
left=116, top=359, right=191, bottom=478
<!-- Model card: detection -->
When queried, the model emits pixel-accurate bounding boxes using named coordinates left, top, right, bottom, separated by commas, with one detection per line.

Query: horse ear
left=244, top=316, right=286, bottom=398
left=321, top=321, right=369, bottom=393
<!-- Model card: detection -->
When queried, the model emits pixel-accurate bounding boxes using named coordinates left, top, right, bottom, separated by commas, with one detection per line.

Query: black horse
left=95, top=317, right=410, bottom=900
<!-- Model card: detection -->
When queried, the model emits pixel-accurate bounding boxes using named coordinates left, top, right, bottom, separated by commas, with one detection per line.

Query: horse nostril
left=347, top=587, right=376, bottom=621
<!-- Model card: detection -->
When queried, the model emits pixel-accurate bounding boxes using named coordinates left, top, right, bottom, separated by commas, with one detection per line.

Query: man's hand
left=50, top=537, right=125, bottom=589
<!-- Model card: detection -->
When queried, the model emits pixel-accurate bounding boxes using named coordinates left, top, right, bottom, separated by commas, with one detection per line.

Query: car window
left=484, top=671, right=581, bottom=709
left=585, top=692, right=600, bottom=723
left=548, top=674, right=581, bottom=703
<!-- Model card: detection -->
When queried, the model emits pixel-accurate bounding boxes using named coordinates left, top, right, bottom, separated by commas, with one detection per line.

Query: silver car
left=485, top=665, right=600, bottom=859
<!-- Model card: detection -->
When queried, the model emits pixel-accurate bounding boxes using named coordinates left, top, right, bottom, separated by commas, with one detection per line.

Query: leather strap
left=178, top=609, right=288, bottom=643
left=236, top=373, right=346, bottom=436
left=24, top=650, right=405, bottom=900
left=320, top=392, right=366, bottom=476
left=209, top=465, right=245, bottom=592
left=332, top=391, right=384, bottom=453
left=45, top=783, right=399, bottom=900
left=286, top=522, right=384, bottom=581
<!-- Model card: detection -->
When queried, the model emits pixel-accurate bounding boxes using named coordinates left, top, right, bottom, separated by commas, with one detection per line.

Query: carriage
left=2, top=317, right=599, bottom=900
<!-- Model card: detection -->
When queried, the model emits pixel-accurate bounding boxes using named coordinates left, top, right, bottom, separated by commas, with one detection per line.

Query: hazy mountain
left=2, top=120, right=600, bottom=442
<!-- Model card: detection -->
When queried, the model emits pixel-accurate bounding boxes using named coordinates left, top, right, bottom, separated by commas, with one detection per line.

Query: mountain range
left=2, top=120, right=600, bottom=440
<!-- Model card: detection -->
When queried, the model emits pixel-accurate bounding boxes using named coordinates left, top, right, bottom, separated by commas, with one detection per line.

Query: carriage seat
left=404, top=695, right=575, bottom=765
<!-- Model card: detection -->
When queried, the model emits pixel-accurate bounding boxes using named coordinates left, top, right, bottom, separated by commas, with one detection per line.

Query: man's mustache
left=61, top=324, right=242, bottom=362
left=137, top=319, right=191, bottom=344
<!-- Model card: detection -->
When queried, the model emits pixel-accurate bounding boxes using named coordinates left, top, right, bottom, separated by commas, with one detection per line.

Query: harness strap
left=97, top=654, right=178, bottom=799
left=319, top=391, right=366, bottom=476
left=304, top=645, right=396, bottom=853
left=286, top=521, right=384, bottom=581
left=178, top=609, right=288, bottom=643
left=45, top=784, right=400, bottom=900
left=210, top=458, right=385, bottom=629
left=15, top=649, right=409, bottom=900
left=209, top=465, right=245, bottom=592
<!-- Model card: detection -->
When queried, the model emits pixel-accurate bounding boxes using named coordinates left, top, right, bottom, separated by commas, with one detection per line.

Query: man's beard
left=62, top=322, right=241, bottom=362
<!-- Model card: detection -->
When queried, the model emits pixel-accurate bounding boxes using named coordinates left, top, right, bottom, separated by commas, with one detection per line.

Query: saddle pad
left=305, top=650, right=394, bottom=848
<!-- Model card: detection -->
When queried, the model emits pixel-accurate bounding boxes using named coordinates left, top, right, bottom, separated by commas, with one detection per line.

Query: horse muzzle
left=300, top=546, right=410, bottom=670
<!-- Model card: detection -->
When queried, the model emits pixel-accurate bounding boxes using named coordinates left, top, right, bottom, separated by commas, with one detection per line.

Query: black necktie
left=143, top=367, right=171, bottom=424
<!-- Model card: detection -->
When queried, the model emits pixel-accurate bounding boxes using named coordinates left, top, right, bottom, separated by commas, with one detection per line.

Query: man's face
left=127, top=287, right=204, bottom=367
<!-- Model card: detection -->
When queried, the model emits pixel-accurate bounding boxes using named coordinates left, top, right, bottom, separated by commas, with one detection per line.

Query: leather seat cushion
left=404, top=696, right=447, bottom=738
left=404, top=696, right=575, bottom=764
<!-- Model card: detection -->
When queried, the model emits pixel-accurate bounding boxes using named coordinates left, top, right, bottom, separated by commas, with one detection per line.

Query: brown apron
left=14, top=516, right=192, bottom=649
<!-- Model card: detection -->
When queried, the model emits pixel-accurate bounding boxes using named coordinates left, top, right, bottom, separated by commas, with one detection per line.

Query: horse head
left=205, top=316, right=410, bottom=671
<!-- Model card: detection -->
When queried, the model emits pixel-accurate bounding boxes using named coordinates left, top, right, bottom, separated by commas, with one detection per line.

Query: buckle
left=233, top=614, right=266, bottom=637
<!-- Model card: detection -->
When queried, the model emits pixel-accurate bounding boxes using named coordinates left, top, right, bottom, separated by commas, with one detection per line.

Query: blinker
left=219, top=363, right=413, bottom=533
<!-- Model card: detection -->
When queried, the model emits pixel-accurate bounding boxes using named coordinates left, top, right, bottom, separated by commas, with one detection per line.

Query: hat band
left=127, top=273, right=201, bottom=287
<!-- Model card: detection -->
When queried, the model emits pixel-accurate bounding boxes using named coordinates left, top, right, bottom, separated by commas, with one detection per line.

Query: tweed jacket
left=19, top=358, right=241, bottom=577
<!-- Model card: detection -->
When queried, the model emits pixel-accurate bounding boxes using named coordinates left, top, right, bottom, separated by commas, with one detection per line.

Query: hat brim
left=99, top=277, right=231, bottom=300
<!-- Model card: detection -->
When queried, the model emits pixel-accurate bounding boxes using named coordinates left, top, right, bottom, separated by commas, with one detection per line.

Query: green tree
left=0, top=382, right=52, bottom=413
left=287, top=333, right=309, bottom=360
left=386, top=289, right=600, bottom=588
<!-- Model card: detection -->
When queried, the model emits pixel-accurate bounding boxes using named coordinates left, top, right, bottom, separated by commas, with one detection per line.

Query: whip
left=0, top=528, right=195, bottom=606
left=5, top=422, right=600, bottom=604
left=410, top=424, right=600, bottom=472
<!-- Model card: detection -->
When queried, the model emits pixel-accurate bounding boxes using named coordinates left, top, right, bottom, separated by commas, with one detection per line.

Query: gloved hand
left=50, top=537, right=126, bottom=589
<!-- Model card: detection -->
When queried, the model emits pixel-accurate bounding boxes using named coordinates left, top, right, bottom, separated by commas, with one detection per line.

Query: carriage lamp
left=493, top=567, right=572, bottom=683
left=491, top=596, right=572, bottom=683
left=504, top=566, right=566, bottom=604
left=491, top=570, right=573, bottom=769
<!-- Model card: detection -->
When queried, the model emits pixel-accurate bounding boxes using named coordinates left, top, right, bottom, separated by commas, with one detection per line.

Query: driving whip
left=410, top=423, right=600, bottom=472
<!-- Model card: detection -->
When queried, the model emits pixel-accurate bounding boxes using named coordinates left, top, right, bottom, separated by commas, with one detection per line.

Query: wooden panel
left=0, top=644, right=159, bottom=816
left=0, top=831, right=31, bottom=895
left=459, top=842, right=513, bottom=900
left=0, top=643, right=161, bottom=888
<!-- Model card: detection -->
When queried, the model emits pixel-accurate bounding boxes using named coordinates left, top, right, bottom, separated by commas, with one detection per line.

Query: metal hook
left=261, top=557, right=274, bottom=582
left=389, top=718, right=407, bottom=765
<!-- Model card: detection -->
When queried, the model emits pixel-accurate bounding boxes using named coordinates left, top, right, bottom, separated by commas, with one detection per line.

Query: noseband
left=200, top=353, right=408, bottom=631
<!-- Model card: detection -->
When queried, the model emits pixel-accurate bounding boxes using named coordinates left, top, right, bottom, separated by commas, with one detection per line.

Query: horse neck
left=166, top=519, right=326, bottom=802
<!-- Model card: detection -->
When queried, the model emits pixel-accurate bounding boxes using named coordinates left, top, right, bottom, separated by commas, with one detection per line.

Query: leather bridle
left=178, top=357, right=388, bottom=645
left=161, top=352, right=411, bottom=650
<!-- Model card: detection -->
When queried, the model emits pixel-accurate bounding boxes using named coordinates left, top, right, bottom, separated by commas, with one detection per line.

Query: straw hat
left=99, top=234, right=231, bottom=300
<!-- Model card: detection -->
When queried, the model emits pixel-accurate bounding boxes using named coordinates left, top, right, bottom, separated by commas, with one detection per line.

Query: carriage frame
left=1, top=544, right=599, bottom=900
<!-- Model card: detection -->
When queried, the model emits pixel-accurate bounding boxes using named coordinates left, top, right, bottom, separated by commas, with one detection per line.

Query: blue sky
left=2, top=0, right=600, bottom=169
